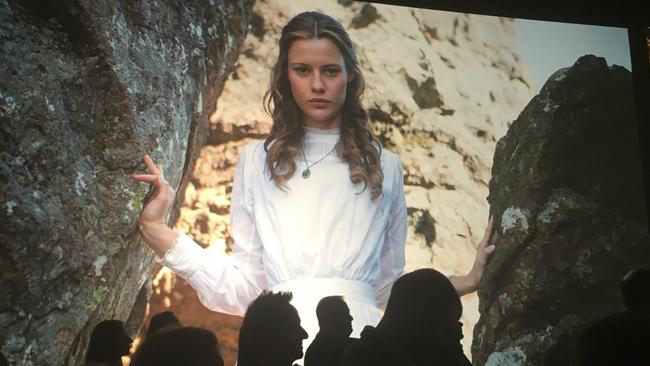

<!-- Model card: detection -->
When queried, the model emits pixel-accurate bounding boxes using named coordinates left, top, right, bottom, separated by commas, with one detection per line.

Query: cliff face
left=152, top=0, right=533, bottom=362
left=473, top=55, right=650, bottom=365
left=0, top=1, right=252, bottom=364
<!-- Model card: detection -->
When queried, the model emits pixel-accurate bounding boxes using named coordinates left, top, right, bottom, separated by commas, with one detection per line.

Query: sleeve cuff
left=157, top=232, right=206, bottom=280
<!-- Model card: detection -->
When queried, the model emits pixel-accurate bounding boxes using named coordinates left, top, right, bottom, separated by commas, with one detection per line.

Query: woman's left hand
left=468, top=216, right=496, bottom=289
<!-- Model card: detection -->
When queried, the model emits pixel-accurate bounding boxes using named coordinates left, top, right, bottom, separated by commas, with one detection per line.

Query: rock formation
left=0, top=0, right=252, bottom=364
left=473, top=55, right=650, bottom=365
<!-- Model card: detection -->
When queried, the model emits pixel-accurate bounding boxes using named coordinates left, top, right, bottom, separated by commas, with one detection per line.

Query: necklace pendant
left=302, top=168, right=311, bottom=179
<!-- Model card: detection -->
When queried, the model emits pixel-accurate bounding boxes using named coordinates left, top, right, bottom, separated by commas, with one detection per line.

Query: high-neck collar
left=304, top=126, right=340, bottom=146
left=305, top=125, right=341, bottom=135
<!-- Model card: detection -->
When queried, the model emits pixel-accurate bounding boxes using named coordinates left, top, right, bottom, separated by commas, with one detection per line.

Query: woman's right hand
left=131, top=154, right=175, bottom=227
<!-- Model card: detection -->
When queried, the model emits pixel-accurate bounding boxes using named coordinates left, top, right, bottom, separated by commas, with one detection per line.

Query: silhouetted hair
left=85, top=320, right=131, bottom=366
left=619, top=268, right=650, bottom=311
left=130, top=326, right=223, bottom=366
left=238, top=291, right=301, bottom=366
left=384, top=268, right=461, bottom=322
left=316, top=295, right=347, bottom=326
left=146, top=311, right=181, bottom=337
left=263, top=11, right=383, bottom=200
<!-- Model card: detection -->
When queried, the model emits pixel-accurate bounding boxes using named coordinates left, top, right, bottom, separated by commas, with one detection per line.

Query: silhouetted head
left=130, top=326, right=223, bottom=366
left=146, top=311, right=181, bottom=337
left=316, top=295, right=353, bottom=337
left=382, top=269, right=463, bottom=350
left=619, top=268, right=650, bottom=314
left=238, top=291, right=308, bottom=366
left=85, top=320, right=133, bottom=365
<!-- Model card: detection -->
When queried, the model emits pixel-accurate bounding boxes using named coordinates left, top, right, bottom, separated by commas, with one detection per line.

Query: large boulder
left=0, top=0, right=252, bottom=364
left=472, top=55, right=650, bottom=365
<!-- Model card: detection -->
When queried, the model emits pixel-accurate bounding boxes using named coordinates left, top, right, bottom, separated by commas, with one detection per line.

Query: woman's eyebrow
left=288, top=62, right=342, bottom=67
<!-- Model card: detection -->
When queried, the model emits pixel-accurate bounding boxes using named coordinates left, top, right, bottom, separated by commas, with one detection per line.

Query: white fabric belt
left=270, top=277, right=377, bottom=306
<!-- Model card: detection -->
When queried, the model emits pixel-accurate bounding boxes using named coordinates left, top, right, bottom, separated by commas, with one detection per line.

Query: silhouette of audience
left=146, top=310, right=181, bottom=337
left=237, top=290, right=308, bottom=366
left=619, top=267, right=650, bottom=316
left=76, top=269, right=650, bottom=366
left=304, top=296, right=357, bottom=366
left=74, top=269, right=650, bottom=366
left=339, top=268, right=470, bottom=366
left=577, top=267, right=650, bottom=365
left=130, top=326, right=223, bottom=366
left=85, top=320, right=132, bottom=366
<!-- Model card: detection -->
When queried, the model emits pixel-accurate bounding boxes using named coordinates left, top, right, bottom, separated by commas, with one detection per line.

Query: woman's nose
left=311, top=73, right=325, bottom=92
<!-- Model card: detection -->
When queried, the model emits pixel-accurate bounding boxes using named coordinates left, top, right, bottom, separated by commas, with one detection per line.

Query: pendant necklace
left=301, top=143, right=336, bottom=179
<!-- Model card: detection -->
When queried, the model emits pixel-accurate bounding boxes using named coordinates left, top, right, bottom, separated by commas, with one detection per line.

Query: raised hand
left=131, top=154, right=175, bottom=227
left=468, top=216, right=496, bottom=287
left=448, top=216, right=496, bottom=296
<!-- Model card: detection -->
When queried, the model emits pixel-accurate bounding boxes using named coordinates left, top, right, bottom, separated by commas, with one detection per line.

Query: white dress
left=160, top=128, right=407, bottom=354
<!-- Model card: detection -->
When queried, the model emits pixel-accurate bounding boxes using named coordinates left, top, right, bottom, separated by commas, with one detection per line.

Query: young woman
left=132, top=11, right=495, bottom=352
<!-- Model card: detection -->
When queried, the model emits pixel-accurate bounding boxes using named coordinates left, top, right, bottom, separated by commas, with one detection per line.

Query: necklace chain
left=301, top=144, right=336, bottom=179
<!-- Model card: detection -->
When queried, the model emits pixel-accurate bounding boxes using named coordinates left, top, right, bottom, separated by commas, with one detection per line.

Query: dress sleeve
left=159, top=143, right=267, bottom=316
left=375, top=155, right=407, bottom=310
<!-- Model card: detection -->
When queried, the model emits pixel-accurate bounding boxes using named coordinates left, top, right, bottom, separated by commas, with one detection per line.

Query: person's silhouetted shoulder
left=130, top=326, right=223, bottom=366
left=339, top=326, right=415, bottom=366
left=304, top=332, right=357, bottom=366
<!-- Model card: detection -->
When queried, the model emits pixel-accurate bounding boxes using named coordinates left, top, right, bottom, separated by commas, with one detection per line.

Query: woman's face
left=287, top=37, right=352, bottom=130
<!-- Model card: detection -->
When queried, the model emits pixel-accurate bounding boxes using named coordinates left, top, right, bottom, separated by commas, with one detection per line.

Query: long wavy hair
left=263, top=11, right=384, bottom=200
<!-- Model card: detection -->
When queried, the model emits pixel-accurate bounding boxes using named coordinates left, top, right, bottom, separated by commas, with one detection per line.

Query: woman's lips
left=308, top=98, right=330, bottom=108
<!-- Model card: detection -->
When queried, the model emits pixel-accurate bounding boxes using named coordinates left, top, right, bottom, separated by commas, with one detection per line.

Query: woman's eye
left=325, top=68, right=340, bottom=76
left=295, top=67, right=309, bottom=75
